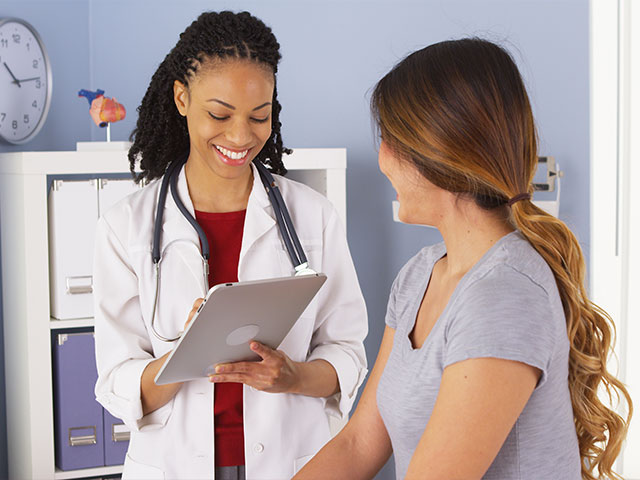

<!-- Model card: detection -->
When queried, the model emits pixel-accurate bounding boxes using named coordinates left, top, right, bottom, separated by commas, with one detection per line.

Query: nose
left=225, top=118, right=253, bottom=147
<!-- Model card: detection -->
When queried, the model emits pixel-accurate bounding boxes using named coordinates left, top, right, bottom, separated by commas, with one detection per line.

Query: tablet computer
left=154, top=273, right=327, bottom=385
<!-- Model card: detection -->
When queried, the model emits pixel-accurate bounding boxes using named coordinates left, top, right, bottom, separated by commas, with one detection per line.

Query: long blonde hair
left=372, top=38, right=632, bottom=479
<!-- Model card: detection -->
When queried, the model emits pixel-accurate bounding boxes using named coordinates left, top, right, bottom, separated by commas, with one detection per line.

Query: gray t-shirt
left=377, top=232, right=581, bottom=479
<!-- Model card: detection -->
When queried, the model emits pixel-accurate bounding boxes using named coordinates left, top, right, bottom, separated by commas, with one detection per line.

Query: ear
left=173, top=80, right=188, bottom=116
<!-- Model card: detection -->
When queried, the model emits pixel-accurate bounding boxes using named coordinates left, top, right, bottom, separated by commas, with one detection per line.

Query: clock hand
left=17, top=77, right=40, bottom=83
left=3, top=62, right=22, bottom=88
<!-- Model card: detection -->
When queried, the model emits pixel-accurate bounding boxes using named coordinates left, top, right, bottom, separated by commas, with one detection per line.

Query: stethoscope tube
left=253, top=161, right=308, bottom=269
left=149, top=156, right=313, bottom=342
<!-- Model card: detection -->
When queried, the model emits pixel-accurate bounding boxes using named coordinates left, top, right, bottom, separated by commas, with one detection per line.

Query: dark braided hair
left=129, top=11, right=291, bottom=183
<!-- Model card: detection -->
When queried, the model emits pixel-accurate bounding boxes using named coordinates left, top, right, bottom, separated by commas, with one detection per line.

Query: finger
left=209, top=373, right=249, bottom=384
left=250, top=341, right=275, bottom=360
left=185, top=298, right=205, bottom=329
left=215, top=362, right=254, bottom=374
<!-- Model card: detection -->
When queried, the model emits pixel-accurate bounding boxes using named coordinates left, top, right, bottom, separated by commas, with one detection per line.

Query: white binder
left=48, top=180, right=99, bottom=320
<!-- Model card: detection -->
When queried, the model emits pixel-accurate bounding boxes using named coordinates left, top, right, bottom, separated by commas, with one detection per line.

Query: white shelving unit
left=0, top=148, right=346, bottom=480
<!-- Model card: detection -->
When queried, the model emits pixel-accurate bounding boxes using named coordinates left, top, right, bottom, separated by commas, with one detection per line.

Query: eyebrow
left=207, top=99, right=272, bottom=111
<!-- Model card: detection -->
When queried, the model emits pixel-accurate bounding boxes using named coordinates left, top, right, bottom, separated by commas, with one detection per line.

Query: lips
left=214, top=144, right=251, bottom=166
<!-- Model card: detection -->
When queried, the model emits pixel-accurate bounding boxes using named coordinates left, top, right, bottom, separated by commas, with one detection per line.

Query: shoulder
left=449, top=232, right=565, bottom=335
left=275, top=173, right=333, bottom=208
left=274, top=173, right=340, bottom=227
left=463, top=232, right=558, bottom=303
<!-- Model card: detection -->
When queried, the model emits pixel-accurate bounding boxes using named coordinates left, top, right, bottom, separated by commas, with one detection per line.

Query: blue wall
left=0, top=1, right=589, bottom=478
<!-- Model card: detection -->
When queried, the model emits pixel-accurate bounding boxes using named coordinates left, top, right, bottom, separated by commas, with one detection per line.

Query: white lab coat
left=93, top=163, right=368, bottom=480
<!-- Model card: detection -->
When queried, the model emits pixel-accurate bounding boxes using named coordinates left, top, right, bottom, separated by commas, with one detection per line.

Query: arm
left=210, top=342, right=339, bottom=397
left=406, top=358, right=540, bottom=479
left=139, top=299, right=203, bottom=414
left=295, top=326, right=396, bottom=479
left=94, top=216, right=177, bottom=429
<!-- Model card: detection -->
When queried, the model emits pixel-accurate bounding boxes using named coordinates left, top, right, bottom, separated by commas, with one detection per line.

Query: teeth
left=215, top=145, right=249, bottom=160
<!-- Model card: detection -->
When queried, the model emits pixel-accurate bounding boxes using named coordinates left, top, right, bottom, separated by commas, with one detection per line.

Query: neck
left=184, top=157, right=253, bottom=213
left=437, top=202, right=514, bottom=278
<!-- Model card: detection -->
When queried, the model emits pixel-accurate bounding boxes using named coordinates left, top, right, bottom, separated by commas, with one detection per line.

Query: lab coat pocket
left=122, top=454, right=165, bottom=479
left=293, top=454, right=314, bottom=475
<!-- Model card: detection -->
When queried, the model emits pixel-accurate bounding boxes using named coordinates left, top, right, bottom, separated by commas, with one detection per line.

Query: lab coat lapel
left=239, top=163, right=277, bottom=271
left=160, top=165, right=207, bottom=293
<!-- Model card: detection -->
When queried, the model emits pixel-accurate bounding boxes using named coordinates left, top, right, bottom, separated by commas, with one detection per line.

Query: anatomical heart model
left=78, top=89, right=126, bottom=127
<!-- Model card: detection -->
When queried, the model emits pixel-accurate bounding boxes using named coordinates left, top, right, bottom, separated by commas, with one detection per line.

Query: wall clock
left=0, top=17, right=52, bottom=144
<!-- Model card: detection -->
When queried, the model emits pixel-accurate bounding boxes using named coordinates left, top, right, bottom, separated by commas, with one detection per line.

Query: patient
left=295, top=38, right=631, bottom=480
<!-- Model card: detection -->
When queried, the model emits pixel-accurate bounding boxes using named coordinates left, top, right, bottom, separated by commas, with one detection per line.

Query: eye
left=251, top=115, right=270, bottom=124
left=208, top=112, right=229, bottom=121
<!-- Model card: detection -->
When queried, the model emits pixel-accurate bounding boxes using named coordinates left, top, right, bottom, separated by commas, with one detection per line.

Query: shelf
left=54, top=464, right=122, bottom=479
left=50, top=317, right=95, bottom=330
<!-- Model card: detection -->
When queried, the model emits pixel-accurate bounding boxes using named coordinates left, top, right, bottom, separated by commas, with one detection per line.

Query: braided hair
left=129, top=11, right=291, bottom=183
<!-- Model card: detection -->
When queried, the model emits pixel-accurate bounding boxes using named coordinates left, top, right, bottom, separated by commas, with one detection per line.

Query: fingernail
left=215, top=365, right=224, bottom=373
left=210, top=376, right=219, bottom=382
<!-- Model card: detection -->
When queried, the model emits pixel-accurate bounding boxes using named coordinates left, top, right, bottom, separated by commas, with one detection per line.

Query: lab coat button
left=253, top=443, right=264, bottom=453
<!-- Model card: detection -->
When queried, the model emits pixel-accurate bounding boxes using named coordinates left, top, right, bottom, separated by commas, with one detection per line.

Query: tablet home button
left=226, top=324, right=260, bottom=346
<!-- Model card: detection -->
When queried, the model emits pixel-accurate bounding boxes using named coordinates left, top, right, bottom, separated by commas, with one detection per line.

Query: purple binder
left=53, top=332, right=105, bottom=470
left=103, top=409, right=129, bottom=466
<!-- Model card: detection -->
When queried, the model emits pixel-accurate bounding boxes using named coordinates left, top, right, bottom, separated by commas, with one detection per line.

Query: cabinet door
left=53, top=331, right=104, bottom=470
left=98, top=178, right=140, bottom=217
left=48, top=180, right=99, bottom=319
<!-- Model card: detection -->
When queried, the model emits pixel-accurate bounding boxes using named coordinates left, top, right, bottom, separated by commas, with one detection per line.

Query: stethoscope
left=149, top=155, right=315, bottom=342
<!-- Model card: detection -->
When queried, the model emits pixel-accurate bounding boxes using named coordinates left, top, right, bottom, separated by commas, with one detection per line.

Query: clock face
left=0, top=18, right=52, bottom=144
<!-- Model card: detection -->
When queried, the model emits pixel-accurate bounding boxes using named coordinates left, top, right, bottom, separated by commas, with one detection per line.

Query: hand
left=210, top=342, right=301, bottom=394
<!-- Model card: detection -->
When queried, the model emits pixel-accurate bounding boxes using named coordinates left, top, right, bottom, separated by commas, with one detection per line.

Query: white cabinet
left=0, top=148, right=346, bottom=479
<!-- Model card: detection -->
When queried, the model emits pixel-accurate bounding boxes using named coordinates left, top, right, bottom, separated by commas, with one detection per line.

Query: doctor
left=93, top=11, right=367, bottom=480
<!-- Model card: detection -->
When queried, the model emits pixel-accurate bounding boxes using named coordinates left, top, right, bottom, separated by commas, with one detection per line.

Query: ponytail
left=511, top=200, right=632, bottom=480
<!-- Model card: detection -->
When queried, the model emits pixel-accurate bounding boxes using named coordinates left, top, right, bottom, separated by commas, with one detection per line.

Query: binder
left=53, top=331, right=104, bottom=470
left=103, top=409, right=129, bottom=466
left=48, top=180, right=99, bottom=319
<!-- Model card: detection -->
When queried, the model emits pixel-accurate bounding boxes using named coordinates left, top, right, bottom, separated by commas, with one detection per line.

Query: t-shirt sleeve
left=385, top=274, right=400, bottom=329
left=443, top=265, right=558, bottom=388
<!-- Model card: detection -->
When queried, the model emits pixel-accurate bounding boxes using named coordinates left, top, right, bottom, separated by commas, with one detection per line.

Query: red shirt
left=195, top=209, right=247, bottom=467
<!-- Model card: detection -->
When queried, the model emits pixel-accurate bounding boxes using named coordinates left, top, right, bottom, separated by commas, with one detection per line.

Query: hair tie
left=507, top=192, right=531, bottom=206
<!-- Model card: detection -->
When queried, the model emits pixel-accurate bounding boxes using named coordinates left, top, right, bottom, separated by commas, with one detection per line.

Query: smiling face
left=174, top=59, right=275, bottom=184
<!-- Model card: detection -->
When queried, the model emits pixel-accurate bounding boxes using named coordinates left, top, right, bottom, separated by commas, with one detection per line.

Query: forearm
left=292, top=359, right=339, bottom=398
left=140, top=352, right=183, bottom=415
left=295, top=421, right=391, bottom=479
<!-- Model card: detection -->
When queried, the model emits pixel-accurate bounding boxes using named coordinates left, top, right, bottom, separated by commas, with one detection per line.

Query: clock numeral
left=33, top=59, right=39, bottom=69
left=35, top=79, right=41, bottom=89
left=0, top=39, right=7, bottom=48
left=23, top=114, right=30, bottom=124
left=12, top=34, right=20, bottom=44
left=0, top=113, right=5, bottom=122
left=12, top=120, right=18, bottom=130
left=32, top=100, right=37, bottom=108
left=26, top=42, right=30, bottom=51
